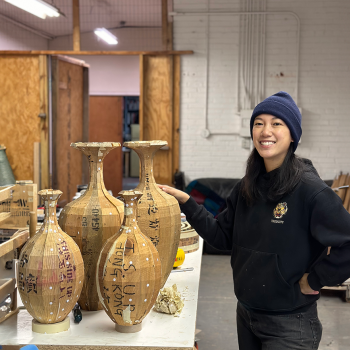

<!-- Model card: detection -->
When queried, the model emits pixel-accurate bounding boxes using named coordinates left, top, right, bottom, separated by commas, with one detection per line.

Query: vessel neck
left=139, top=152, right=156, bottom=188
left=43, top=198, right=59, bottom=227
left=71, top=143, right=120, bottom=192
left=87, top=154, right=107, bottom=191
left=123, top=203, right=137, bottom=226
left=119, top=192, right=143, bottom=227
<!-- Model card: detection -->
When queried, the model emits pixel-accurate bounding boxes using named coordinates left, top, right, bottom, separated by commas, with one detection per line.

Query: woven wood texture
left=17, top=189, right=84, bottom=324
left=179, top=221, right=199, bottom=254
left=96, top=190, right=161, bottom=329
left=123, top=141, right=181, bottom=287
left=58, top=142, right=124, bottom=311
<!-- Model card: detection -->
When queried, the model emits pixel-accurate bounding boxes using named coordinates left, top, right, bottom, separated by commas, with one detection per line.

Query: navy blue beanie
left=250, top=91, right=302, bottom=152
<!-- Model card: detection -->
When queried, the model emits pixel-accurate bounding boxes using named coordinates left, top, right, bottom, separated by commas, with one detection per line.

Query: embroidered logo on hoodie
left=271, top=202, right=288, bottom=224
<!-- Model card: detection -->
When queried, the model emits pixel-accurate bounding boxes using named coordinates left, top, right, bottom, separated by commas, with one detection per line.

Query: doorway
left=123, top=96, right=140, bottom=190
left=89, top=96, right=123, bottom=196
left=89, top=95, right=141, bottom=194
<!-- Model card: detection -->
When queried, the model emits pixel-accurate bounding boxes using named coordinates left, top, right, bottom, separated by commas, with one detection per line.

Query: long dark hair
left=240, top=143, right=306, bottom=205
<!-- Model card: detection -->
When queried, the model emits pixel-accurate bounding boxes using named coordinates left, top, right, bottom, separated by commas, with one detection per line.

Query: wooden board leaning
left=0, top=181, right=37, bottom=229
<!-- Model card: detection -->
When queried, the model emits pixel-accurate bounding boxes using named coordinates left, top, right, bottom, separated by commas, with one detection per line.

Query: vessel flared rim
left=118, top=190, right=143, bottom=196
left=71, top=142, right=121, bottom=148
left=123, top=140, right=167, bottom=147
left=38, top=189, right=63, bottom=196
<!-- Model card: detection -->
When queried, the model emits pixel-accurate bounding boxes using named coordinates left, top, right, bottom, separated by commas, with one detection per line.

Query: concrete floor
left=196, top=255, right=350, bottom=350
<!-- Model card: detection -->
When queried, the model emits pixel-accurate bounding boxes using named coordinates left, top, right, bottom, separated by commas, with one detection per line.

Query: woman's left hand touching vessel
left=157, top=184, right=190, bottom=205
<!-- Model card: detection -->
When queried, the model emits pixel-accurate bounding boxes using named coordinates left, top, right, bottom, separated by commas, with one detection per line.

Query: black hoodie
left=180, top=161, right=350, bottom=312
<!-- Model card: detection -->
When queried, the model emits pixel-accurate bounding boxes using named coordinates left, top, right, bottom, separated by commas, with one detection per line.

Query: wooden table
left=0, top=239, right=203, bottom=350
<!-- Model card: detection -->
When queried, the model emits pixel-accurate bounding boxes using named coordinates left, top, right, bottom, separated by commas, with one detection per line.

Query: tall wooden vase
left=124, top=141, right=181, bottom=287
left=97, top=190, right=161, bottom=333
left=18, top=189, right=84, bottom=333
left=58, top=142, right=124, bottom=311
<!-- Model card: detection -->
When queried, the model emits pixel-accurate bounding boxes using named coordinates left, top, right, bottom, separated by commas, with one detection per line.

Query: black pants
left=236, top=301, right=322, bottom=350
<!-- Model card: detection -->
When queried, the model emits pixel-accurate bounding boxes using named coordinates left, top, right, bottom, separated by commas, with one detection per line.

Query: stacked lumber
left=0, top=229, right=29, bottom=323
left=0, top=181, right=37, bottom=229
left=331, top=172, right=350, bottom=213
left=0, top=185, right=14, bottom=227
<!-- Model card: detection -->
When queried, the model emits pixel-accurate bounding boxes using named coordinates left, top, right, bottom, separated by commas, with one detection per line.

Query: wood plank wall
left=39, top=55, right=49, bottom=190
left=140, top=55, right=180, bottom=186
left=0, top=55, right=41, bottom=182
left=82, top=67, right=90, bottom=184
left=173, top=55, right=180, bottom=175
left=89, top=96, right=123, bottom=196
left=52, top=58, right=84, bottom=206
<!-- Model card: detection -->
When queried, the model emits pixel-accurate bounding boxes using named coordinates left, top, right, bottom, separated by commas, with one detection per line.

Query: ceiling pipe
left=0, top=13, right=54, bottom=40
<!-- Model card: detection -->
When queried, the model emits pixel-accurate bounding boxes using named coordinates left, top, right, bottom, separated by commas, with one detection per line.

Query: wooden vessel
left=179, top=221, right=199, bottom=254
left=96, top=190, right=161, bottom=333
left=124, top=141, right=181, bottom=287
left=59, top=142, right=124, bottom=311
left=17, top=189, right=84, bottom=330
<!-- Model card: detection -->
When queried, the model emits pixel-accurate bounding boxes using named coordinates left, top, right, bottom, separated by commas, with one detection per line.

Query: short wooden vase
left=59, top=142, right=124, bottom=311
left=124, top=141, right=181, bottom=287
left=18, top=189, right=84, bottom=334
left=96, top=190, right=161, bottom=333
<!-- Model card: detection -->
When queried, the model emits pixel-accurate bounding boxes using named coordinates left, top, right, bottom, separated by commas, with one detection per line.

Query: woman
left=159, top=91, right=350, bottom=349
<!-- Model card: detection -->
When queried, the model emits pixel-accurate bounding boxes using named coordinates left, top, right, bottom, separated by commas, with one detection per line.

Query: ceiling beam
left=162, top=0, right=173, bottom=50
left=72, top=0, right=80, bottom=51
left=0, top=50, right=193, bottom=56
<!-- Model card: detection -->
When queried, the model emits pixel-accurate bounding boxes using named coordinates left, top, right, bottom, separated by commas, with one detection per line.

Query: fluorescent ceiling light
left=94, top=28, right=118, bottom=45
left=5, top=0, right=60, bottom=19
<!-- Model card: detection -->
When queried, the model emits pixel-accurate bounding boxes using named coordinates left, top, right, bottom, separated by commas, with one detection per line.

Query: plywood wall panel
left=0, top=55, right=41, bottom=181
left=55, top=59, right=84, bottom=206
left=38, top=55, right=49, bottom=190
left=51, top=57, right=59, bottom=192
left=89, top=96, right=123, bottom=196
left=173, top=55, right=180, bottom=175
left=82, top=67, right=90, bottom=184
left=141, top=55, right=174, bottom=185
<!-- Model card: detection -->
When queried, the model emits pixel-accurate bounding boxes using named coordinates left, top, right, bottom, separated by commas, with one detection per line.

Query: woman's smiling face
left=252, top=114, right=293, bottom=171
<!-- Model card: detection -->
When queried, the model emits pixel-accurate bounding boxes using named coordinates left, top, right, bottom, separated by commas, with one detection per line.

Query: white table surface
left=0, top=239, right=203, bottom=350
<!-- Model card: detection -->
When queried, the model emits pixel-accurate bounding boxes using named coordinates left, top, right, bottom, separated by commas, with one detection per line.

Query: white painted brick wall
left=174, top=0, right=350, bottom=184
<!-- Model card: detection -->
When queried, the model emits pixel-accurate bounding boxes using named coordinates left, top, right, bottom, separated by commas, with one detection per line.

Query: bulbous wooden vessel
left=124, top=141, right=181, bottom=287
left=96, top=190, right=161, bottom=332
left=18, top=189, right=84, bottom=325
left=58, top=142, right=124, bottom=311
